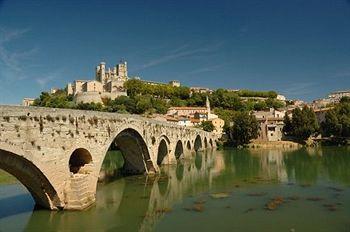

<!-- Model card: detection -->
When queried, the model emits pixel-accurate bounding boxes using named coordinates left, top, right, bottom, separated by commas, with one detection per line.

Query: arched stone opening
left=204, top=137, right=208, bottom=148
left=0, top=149, right=61, bottom=210
left=209, top=138, right=213, bottom=147
left=69, top=148, right=92, bottom=174
left=105, top=128, right=154, bottom=175
left=194, top=135, right=202, bottom=152
left=157, top=139, right=168, bottom=165
left=186, top=141, right=191, bottom=150
left=99, top=143, right=125, bottom=183
left=174, top=140, right=184, bottom=159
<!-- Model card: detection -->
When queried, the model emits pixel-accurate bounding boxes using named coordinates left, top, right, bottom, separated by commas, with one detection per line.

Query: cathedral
left=67, top=61, right=129, bottom=104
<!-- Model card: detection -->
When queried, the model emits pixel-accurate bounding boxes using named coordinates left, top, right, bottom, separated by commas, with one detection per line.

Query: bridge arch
left=101, top=127, right=155, bottom=177
left=186, top=140, right=191, bottom=150
left=194, top=135, right=202, bottom=151
left=69, top=148, right=93, bottom=174
left=157, top=137, right=170, bottom=165
left=0, top=148, right=62, bottom=210
left=174, top=140, right=184, bottom=159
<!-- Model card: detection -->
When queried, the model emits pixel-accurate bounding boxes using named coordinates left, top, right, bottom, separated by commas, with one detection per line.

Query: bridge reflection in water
left=24, top=150, right=219, bottom=231
left=3, top=147, right=350, bottom=231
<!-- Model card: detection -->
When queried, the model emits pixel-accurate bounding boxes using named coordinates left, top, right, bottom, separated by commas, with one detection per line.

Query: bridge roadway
left=0, top=105, right=218, bottom=210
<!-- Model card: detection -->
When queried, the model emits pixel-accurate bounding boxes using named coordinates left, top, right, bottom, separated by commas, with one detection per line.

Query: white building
left=328, top=90, right=350, bottom=102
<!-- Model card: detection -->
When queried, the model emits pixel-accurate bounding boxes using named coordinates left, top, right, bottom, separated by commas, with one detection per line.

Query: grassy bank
left=0, top=170, right=18, bottom=184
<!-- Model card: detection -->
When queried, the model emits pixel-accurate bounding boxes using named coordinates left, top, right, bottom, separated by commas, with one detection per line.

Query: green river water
left=0, top=147, right=350, bottom=232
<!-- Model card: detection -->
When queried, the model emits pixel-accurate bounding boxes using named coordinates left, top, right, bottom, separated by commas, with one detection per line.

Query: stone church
left=67, top=61, right=129, bottom=104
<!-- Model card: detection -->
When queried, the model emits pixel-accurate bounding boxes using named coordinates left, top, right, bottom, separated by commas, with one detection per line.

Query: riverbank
left=247, top=140, right=302, bottom=149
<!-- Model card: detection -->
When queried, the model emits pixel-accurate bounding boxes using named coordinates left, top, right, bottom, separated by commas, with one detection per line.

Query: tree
left=213, top=108, right=237, bottom=129
left=124, top=79, right=144, bottom=97
left=227, top=111, right=259, bottom=146
left=265, top=98, right=285, bottom=109
left=340, top=96, right=350, bottom=104
left=76, top=102, right=103, bottom=111
left=135, top=96, right=153, bottom=114
left=283, top=114, right=292, bottom=135
left=321, top=110, right=341, bottom=137
left=321, top=100, right=350, bottom=137
left=33, top=90, right=75, bottom=109
left=151, top=97, right=168, bottom=114
left=253, top=101, right=268, bottom=111
left=106, top=96, right=136, bottom=113
left=289, top=106, right=319, bottom=140
left=201, top=121, right=215, bottom=132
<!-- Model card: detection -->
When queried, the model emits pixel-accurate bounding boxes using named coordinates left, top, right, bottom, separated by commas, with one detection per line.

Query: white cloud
left=0, top=27, right=59, bottom=88
left=133, top=42, right=224, bottom=71
left=0, top=27, right=35, bottom=80
left=182, top=63, right=227, bottom=76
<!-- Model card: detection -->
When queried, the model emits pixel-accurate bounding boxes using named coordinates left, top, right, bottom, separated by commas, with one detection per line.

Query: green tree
left=213, top=108, right=237, bottom=129
left=151, top=97, right=168, bottom=114
left=33, top=90, right=74, bottom=108
left=289, top=106, right=319, bottom=140
left=253, top=101, right=268, bottom=111
left=265, top=98, right=285, bottom=109
left=201, top=121, right=215, bottom=132
left=321, top=100, right=350, bottom=137
left=340, top=96, right=350, bottom=104
left=227, top=111, right=260, bottom=146
left=321, top=110, right=341, bottom=137
left=135, top=96, right=153, bottom=114
left=124, top=79, right=144, bottom=97
left=283, top=114, right=292, bottom=135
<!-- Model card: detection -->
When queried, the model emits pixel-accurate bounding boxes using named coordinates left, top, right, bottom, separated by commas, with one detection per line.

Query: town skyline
left=1, top=0, right=350, bottom=104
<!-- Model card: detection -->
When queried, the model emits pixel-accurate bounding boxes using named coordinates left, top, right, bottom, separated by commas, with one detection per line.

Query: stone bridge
left=0, top=106, right=218, bottom=210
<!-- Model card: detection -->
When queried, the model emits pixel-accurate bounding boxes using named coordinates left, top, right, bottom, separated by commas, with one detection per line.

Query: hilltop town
left=23, top=60, right=350, bottom=146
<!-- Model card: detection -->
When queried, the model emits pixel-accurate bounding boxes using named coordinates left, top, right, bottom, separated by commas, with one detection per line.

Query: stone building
left=314, top=107, right=332, bottom=123
left=253, top=108, right=285, bottom=142
left=67, top=61, right=129, bottom=104
left=22, top=98, right=35, bottom=106
left=165, top=97, right=223, bottom=135
left=166, top=97, right=218, bottom=121
left=190, top=86, right=213, bottom=94
left=139, top=79, right=181, bottom=87
left=210, top=118, right=225, bottom=135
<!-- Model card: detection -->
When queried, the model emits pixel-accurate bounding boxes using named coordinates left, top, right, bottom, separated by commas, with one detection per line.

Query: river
left=0, top=147, right=349, bottom=231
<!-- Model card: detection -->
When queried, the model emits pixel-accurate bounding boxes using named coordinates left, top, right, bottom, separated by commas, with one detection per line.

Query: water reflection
left=1, top=147, right=350, bottom=231
left=23, top=150, right=215, bottom=231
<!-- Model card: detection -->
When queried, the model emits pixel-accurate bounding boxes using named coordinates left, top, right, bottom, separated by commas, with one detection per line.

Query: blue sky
left=0, top=0, right=350, bottom=104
